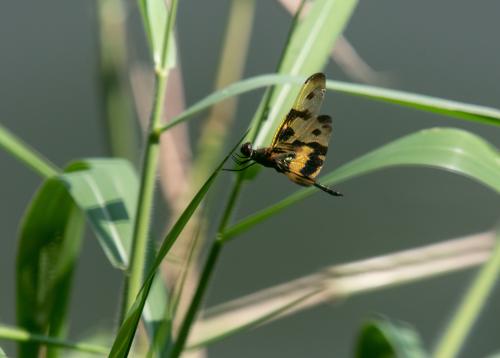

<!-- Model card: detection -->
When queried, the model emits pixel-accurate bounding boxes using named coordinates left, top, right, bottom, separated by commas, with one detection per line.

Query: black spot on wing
left=300, top=154, right=324, bottom=177
left=291, top=140, right=328, bottom=155
left=317, top=115, right=332, bottom=124
left=287, top=109, right=311, bottom=121
left=278, top=127, right=295, bottom=142
left=312, top=129, right=321, bottom=136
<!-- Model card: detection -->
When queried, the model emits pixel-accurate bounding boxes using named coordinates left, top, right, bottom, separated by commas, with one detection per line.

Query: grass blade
left=251, top=0, right=358, bottom=148
left=108, top=134, right=245, bottom=358
left=224, top=128, right=500, bottom=240
left=159, top=74, right=500, bottom=135
left=433, top=228, right=500, bottom=358
left=137, top=0, right=176, bottom=68
left=327, top=80, right=500, bottom=127
left=0, top=324, right=108, bottom=356
left=0, top=124, right=59, bottom=178
left=355, top=318, right=427, bottom=358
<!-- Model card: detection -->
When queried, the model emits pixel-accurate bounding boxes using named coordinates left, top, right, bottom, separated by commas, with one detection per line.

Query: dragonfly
left=230, top=72, right=342, bottom=197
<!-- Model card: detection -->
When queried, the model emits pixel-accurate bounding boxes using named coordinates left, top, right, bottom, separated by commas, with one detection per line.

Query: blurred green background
left=1, top=1, right=500, bottom=356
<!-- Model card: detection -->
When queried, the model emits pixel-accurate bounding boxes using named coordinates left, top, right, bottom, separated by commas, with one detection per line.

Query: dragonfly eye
left=240, top=142, right=253, bottom=157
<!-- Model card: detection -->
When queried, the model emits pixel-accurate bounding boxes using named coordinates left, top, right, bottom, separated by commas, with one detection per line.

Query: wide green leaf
left=16, top=177, right=85, bottom=357
left=224, top=128, right=500, bottom=240
left=108, top=135, right=245, bottom=358
left=159, top=74, right=500, bottom=135
left=17, top=159, right=168, bottom=356
left=251, top=0, right=358, bottom=148
left=62, top=159, right=169, bottom=350
left=63, top=159, right=137, bottom=269
left=355, top=318, right=427, bottom=358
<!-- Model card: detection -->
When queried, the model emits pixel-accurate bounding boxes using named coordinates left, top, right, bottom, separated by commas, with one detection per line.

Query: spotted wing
left=270, top=72, right=328, bottom=148
left=270, top=73, right=333, bottom=183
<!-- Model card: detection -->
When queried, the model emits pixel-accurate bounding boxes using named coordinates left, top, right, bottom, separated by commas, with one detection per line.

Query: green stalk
left=0, top=124, right=59, bottom=178
left=433, top=231, right=500, bottom=358
left=0, top=325, right=108, bottom=355
left=123, top=0, right=179, bottom=315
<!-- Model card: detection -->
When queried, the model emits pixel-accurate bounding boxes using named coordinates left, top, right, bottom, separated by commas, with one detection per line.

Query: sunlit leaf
left=250, top=0, right=358, bottom=148
left=159, top=74, right=500, bottom=135
left=224, top=128, right=500, bottom=240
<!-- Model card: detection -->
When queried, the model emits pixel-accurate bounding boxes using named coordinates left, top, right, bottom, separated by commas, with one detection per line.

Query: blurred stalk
left=97, top=0, right=138, bottom=164
left=189, top=0, right=256, bottom=187
left=167, top=0, right=256, bottom=333
left=433, top=229, right=500, bottom=358
left=187, top=232, right=495, bottom=348
left=123, top=0, right=179, bottom=316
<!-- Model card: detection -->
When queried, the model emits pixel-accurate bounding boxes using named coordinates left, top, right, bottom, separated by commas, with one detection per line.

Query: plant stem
left=433, top=231, right=500, bottom=358
left=0, top=124, right=59, bottom=178
left=123, top=0, right=179, bottom=316
left=123, top=73, right=166, bottom=315
left=0, top=325, right=108, bottom=355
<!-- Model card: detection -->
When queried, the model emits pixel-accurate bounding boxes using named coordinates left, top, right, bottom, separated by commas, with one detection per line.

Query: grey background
left=1, top=0, right=500, bottom=357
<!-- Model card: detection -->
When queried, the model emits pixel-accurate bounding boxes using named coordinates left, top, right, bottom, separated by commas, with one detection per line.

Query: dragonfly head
left=240, top=142, right=253, bottom=158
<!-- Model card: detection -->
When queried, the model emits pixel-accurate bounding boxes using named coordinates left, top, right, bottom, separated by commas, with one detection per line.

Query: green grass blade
left=251, top=0, right=358, bottom=148
left=137, top=0, right=176, bottom=68
left=16, top=178, right=85, bottom=357
left=108, top=134, right=245, bottom=358
left=0, top=124, right=59, bottom=178
left=0, top=324, right=108, bottom=356
left=355, top=318, right=428, bottom=358
left=433, top=228, right=500, bottom=358
left=158, top=74, right=300, bottom=134
left=327, top=80, right=500, bottom=127
left=224, top=128, right=500, bottom=240
left=159, top=73, right=500, bottom=135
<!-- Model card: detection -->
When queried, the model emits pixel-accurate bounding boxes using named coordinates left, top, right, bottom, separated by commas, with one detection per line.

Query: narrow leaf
left=355, top=318, right=428, bottom=358
left=224, top=128, right=500, bottom=240
left=0, top=124, right=59, bottom=178
left=252, top=0, right=358, bottom=148
left=327, top=80, right=500, bottom=127
left=159, top=74, right=500, bottom=134
left=137, top=0, right=176, bottom=67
